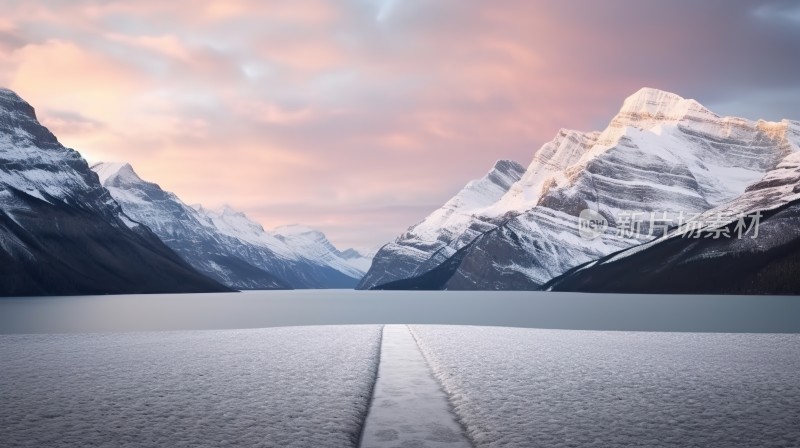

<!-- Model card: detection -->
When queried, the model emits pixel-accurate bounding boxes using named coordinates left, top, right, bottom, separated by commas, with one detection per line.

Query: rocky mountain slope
left=544, top=152, right=800, bottom=294
left=362, top=88, right=800, bottom=290
left=0, top=88, right=230, bottom=296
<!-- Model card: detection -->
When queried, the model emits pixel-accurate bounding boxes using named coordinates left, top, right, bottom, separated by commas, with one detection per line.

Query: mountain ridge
left=360, top=87, right=799, bottom=290
left=93, top=161, right=369, bottom=289
left=0, top=88, right=230, bottom=296
left=357, top=159, right=525, bottom=289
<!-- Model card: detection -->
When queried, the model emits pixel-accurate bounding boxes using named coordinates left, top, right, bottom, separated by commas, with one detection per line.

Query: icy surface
left=411, top=325, right=800, bottom=448
left=0, top=326, right=382, bottom=448
left=360, top=325, right=471, bottom=448
left=4, top=290, right=800, bottom=335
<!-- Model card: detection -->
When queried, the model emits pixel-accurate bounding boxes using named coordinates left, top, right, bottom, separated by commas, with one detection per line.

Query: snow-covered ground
left=2, top=324, right=799, bottom=447
left=0, top=326, right=382, bottom=448
left=411, top=326, right=800, bottom=448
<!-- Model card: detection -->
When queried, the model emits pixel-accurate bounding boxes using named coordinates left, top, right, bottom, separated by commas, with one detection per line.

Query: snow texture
left=597, top=150, right=800, bottom=266
left=361, top=87, right=799, bottom=289
left=360, top=325, right=472, bottom=448
left=410, top=325, right=800, bottom=448
left=0, top=326, right=382, bottom=448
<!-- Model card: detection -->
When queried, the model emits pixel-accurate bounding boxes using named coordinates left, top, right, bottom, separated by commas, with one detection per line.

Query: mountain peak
left=91, top=162, right=141, bottom=185
left=220, top=204, right=245, bottom=217
left=485, top=159, right=526, bottom=190
left=0, top=87, right=37, bottom=120
left=625, top=87, right=685, bottom=103
left=491, top=159, right=524, bottom=174
left=339, top=248, right=364, bottom=260
left=217, top=205, right=272, bottom=232
left=617, top=87, right=715, bottom=121
left=273, top=224, right=321, bottom=237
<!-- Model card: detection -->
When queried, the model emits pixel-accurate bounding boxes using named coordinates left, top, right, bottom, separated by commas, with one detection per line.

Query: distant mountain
left=272, top=225, right=368, bottom=279
left=92, top=163, right=288, bottom=290
left=93, top=163, right=367, bottom=289
left=544, top=152, right=800, bottom=294
left=339, top=248, right=373, bottom=273
left=193, top=205, right=367, bottom=288
left=358, top=159, right=526, bottom=288
left=362, top=88, right=800, bottom=290
left=0, top=88, right=230, bottom=296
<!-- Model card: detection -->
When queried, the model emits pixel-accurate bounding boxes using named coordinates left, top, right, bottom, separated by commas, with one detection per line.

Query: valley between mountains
left=2, top=86, right=799, bottom=295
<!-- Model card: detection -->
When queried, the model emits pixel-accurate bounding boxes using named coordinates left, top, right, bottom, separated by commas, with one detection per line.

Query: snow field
left=3, top=324, right=799, bottom=447
left=0, top=326, right=382, bottom=448
left=410, top=325, right=800, bottom=448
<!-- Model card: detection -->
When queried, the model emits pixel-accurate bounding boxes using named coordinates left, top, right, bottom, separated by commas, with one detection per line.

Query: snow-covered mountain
left=545, top=151, right=800, bottom=294
left=361, top=88, right=800, bottom=290
left=339, top=248, right=374, bottom=273
left=358, top=159, right=526, bottom=288
left=272, top=225, right=367, bottom=279
left=0, top=88, right=229, bottom=296
left=93, top=163, right=368, bottom=289
left=192, top=205, right=370, bottom=287
left=92, top=162, right=288, bottom=290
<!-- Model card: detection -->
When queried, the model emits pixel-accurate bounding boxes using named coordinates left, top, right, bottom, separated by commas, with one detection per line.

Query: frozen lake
left=2, top=291, right=799, bottom=447
left=1, top=289, right=799, bottom=334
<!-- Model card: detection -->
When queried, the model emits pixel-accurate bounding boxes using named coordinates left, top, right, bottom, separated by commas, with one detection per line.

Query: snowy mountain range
left=544, top=152, right=800, bottom=294
left=0, top=88, right=229, bottom=296
left=361, top=88, right=800, bottom=291
left=360, top=159, right=526, bottom=289
left=92, top=162, right=370, bottom=289
left=3, top=85, right=797, bottom=295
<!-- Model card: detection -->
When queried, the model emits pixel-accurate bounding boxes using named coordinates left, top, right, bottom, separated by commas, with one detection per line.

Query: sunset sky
left=2, top=0, right=799, bottom=250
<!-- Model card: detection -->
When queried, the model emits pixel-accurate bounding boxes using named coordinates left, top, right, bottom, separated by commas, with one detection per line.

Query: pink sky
left=2, top=0, right=799, bottom=249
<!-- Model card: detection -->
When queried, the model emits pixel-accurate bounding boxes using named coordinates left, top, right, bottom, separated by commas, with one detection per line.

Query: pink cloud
left=2, top=0, right=798, bottom=248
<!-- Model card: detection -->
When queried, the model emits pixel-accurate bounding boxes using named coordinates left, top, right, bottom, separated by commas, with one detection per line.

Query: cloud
left=754, top=1, right=800, bottom=24
left=39, top=109, right=105, bottom=136
left=375, top=0, right=398, bottom=22
left=1, top=0, right=799, bottom=248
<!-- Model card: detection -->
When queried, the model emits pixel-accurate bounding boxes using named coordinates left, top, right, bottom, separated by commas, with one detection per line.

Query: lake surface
left=1, top=290, right=798, bottom=334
